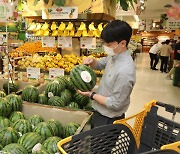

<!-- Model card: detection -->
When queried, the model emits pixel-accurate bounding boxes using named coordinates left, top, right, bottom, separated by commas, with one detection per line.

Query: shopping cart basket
left=58, top=123, right=138, bottom=154
left=114, top=100, right=180, bottom=153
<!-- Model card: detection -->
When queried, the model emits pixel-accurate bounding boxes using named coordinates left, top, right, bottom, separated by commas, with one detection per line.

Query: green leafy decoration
left=53, top=0, right=66, bottom=6
left=43, top=0, right=49, bottom=4
left=174, top=0, right=180, bottom=4
left=33, top=0, right=41, bottom=6
left=120, top=0, right=129, bottom=11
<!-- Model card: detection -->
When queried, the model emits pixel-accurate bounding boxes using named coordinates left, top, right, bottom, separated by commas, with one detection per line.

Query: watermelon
left=6, top=94, right=22, bottom=111
left=12, top=119, right=32, bottom=136
left=32, top=149, right=51, bottom=154
left=55, top=76, right=69, bottom=88
left=0, top=127, right=19, bottom=146
left=63, top=123, right=80, bottom=138
left=38, top=94, right=48, bottom=105
left=3, top=81, right=19, bottom=94
left=48, top=96, right=65, bottom=107
left=0, top=116, right=11, bottom=130
left=60, top=89, right=72, bottom=105
left=84, top=99, right=93, bottom=111
left=67, top=80, right=76, bottom=94
left=68, top=102, right=80, bottom=110
left=45, top=80, right=65, bottom=98
left=9, top=111, right=25, bottom=123
left=28, top=115, right=44, bottom=129
left=21, top=85, right=39, bottom=103
left=70, top=64, right=97, bottom=92
left=18, top=132, right=45, bottom=153
left=47, top=119, right=63, bottom=137
left=0, top=143, right=3, bottom=150
left=0, top=98, right=12, bottom=117
left=74, top=93, right=89, bottom=107
left=33, top=122, right=54, bottom=139
left=0, top=91, right=6, bottom=98
left=2, top=143, right=28, bottom=154
left=42, top=136, right=62, bottom=153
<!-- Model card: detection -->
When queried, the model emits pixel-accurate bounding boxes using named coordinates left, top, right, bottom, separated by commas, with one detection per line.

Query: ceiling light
left=134, top=15, right=140, bottom=22
left=10, top=2, right=14, bottom=6
left=140, top=6, right=145, bottom=10
left=140, top=0, right=145, bottom=3
left=153, top=23, right=156, bottom=28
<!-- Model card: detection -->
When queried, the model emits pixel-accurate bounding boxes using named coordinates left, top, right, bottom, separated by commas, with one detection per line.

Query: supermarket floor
left=127, top=53, right=180, bottom=119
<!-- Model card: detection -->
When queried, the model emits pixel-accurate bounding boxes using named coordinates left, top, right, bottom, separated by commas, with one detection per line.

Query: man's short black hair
left=101, top=20, right=132, bottom=46
left=165, top=40, right=170, bottom=44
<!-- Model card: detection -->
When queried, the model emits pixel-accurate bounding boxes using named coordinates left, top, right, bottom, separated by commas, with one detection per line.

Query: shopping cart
left=58, top=100, right=180, bottom=154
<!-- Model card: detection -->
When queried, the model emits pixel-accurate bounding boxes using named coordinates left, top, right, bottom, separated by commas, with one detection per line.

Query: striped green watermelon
left=28, top=115, right=44, bottom=129
left=48, top=96, right=65, bottom=107
left=42, top=136, right=62, bottom=153
left=21, top=86, right=39, bottom=103
left=3, top=81, right=19, bottom=94
left=6, top=94, right=22, bottom=111
left=12, top=119, right=32, bottom=136
left=68, top=102, right=80, bottom=110
left=83, top=99, right=93, bottom=111
left=0, top=143, right=2, bottom=150
left=2, top=143, right=28, bottom=154
left=0, top=98, right=12, bottom=117
left=47, top=119, right=63, bottom=137
left=45, top=80, right=65, bottom=98
left=63, top=122, right=80, bottom=138
left=9, top=111, right=25, bottom=123
left=0, top=116, right=11, bottom=130
left=32, top=149, right=51, bottom=154
left=38, top=94, right=48, bottom=105
left=60, top=89, right=72, bottom=105
left=0, top=127, right=19, bottom=146
left=74, top=93, right=89, bottom=107
left=33, top=122, right=54, bottom=139
left=18, top=132, right=45, bottom=153
left=55, top=76, right=69, bottom=88
left=70, top=64, right=97, bottom=92
left=0, top=91, right=6, bottom=98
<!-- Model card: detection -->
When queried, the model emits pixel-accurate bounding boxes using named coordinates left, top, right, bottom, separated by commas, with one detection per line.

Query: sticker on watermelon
left=32, top=143, right=42, bottom=153
left=80, top=71, right=92, bottom=83
left=48, top=92, right=54, bottom=98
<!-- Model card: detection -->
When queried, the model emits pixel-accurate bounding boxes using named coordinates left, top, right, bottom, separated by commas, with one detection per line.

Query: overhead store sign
left=80, top=37, right=96, bottom=49
left=42, top=7, right=78, bottom=19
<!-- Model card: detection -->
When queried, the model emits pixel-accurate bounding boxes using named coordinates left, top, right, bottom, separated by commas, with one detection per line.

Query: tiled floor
left=127, top=53, right=180, bottom=121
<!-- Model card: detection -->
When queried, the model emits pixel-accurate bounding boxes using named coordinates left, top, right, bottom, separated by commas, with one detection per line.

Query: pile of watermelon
left=21, top=75, right=94, bottom=111
left=0, top=94, right=80, bottom=153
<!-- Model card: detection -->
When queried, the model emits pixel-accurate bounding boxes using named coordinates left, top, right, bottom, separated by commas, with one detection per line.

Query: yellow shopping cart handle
left=161, top=141, right=180, bottom=153
left=58, top=136, right=72, bottom=154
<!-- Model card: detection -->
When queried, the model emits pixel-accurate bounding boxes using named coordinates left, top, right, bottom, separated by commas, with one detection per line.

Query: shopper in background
left=0, top=51, right=4, bottom=74
left=149, top=38, right=161, bottom=70
left=160, top=40, right=172, bottom=73
left=78, top=20, right=136, bottom=128
left=167, top=37, right=180, bottom=80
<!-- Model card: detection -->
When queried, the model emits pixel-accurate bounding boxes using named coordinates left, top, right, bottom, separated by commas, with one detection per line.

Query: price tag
left=27, top=67, right=40, bottom=79
left=58, top=37, right=72, bottom=48
left=42, top=37, right=56, bottom=47
left=80, top=37, right=96, bottom=49
left=49, top=68, right=64, bottom=79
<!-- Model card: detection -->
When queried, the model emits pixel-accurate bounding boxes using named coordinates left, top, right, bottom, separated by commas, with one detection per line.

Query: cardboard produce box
left=22, top=102, right=93, bottom=134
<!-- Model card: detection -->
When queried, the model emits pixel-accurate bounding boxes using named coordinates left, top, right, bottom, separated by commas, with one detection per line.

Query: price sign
left=27, top=67, right=40, bottom=79
left=42, top=37, right=56, bottom=47
left=49, top=68, right=64, bottom=79
left=58, top=37, right=72, bottom=48
left=80, top=37, right=96, bottom=49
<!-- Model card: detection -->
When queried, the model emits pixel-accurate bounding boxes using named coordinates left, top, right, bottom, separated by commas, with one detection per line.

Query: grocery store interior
left=0, top=0, right=179, bottom=153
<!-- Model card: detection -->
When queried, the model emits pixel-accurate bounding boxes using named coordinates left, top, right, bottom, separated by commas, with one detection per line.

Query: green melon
left=55, top=76, right=69, bottom=88
left=42, top=136, right=61, bottom=153
left=74, top=93, right=89, bottom=107
left=60, top=89, right=72, bottom=105
left=0, top=143, right=3, bottom=150
left=0, top=98, right=12, bottom=117
left=21, top=85, right=39, bottom=103
left=68, top=102, right=80, bottom=110
left=67, top=80, right=76, bottom=94
left=45, top=80, right=65, bottom=98
left=33, top=122, right=54, bottom=139
left=83, top=99, right=93, bottom=111
left=12, top=119, right=32, bottom=136
left=0, top=127, right=19, bottom=146
left=2, top=143, right=28, bottom=154
left=0, top=116, right=11, bottom=130
left=70, top=64, right=97, bottom=92
left=38, top=94, right=48, bottom=105
left=48, top=96, right=65, bottom=107
left=32, top=149, right=51, bottom=154
left=63, top=122, right=80, bottom=138
left=28, top=115, right=44, bottom=129
left=6, top=94, right=22, bottom=111
left=0, top=91, right=6, bottom=98
left=47, top=119, right=63, bottom=137
left=18, top=132, right=45, bottom=153
left=9, top=111, right=25, bottom=123
left=3, top=81, right=19, bottom=94
left=54, top=0, right=66, bottom=6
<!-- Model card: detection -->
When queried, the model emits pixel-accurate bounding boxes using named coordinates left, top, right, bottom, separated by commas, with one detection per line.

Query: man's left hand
left=77, top=90, right=92, bottom=97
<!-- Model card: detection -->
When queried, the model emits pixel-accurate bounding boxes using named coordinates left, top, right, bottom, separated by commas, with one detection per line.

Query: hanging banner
left=58, top=37, right=72, bottom=48
left=42, top=37, right=56, bottom=47
left=49, top=68, right=64, bottom=79
left=80, top=37, right=96, bottom=49
left=42, top=7, right=78, bottom=19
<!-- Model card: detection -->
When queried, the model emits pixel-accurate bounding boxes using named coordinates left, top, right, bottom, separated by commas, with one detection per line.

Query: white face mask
left=103, top=44, right=119, bottom=56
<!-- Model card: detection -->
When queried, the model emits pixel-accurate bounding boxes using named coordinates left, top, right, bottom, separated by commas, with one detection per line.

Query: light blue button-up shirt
left=93, top=50, right=136, bottom=118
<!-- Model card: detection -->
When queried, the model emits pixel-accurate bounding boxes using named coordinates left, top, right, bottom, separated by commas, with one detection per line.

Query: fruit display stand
left=22, top=102, right=93, bottom=134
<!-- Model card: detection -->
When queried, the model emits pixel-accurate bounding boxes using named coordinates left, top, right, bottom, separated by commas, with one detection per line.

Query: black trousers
left=149, top=53, right=159, bottom=69
left=160, top=56, right=169, bottom=72
left=91, top=111, right=125, bottom=129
